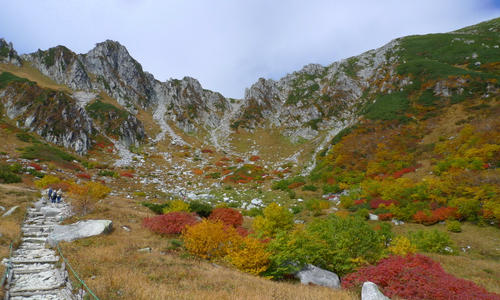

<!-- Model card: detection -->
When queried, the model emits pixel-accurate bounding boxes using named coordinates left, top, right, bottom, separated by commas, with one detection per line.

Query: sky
left=1, top=1, right=499, bottom=98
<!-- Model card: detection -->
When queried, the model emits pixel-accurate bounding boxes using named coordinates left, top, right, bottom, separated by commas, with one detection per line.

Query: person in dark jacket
left=48, top=188, right=53, bottom=201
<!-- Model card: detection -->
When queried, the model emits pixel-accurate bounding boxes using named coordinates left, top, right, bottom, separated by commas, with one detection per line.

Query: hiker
left=51, top=190, right=57, bottom=204
left=56, top=189, right=62, bottom=203
left=48, top=187, right=53, bottom=201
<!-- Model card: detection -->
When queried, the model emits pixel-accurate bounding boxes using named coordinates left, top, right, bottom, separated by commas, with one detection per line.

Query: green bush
left=21, top=144, right=76, bottom=163
left=302, top=184, right=318, bottom=192
left=0, top=163, right=22, bottom=183
left=266, top=215, right=387, bottom=278
left=98, top=170, right=117, bottom=177
left=141, top=202, right=169, bottom=215
left=188, top=200, right=213, bottom=218
left=446, top=220, right=462, bottom=233
left=322, top=184, right=341, bottom=194
left=408, top=230, right=455, bottom=254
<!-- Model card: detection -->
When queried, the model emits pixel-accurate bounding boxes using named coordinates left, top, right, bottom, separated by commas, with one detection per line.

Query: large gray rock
left=2, top=205, right=19, bottom=217
left=362, top=282, right=390, bottom=300
left=295, top=264, right=340, bottom=289
left=47, top=219, right=113, bottom=246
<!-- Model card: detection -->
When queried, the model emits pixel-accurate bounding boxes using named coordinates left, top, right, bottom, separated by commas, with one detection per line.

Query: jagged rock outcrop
left=22, top=40, right=231, bottom=136
left=0, top=38, right=22, bottom=66
left=0, top=81, right=94, bottom=154
left=233, top=40, right=401, bottom=140
left=22, top=46, right=92, bottom=90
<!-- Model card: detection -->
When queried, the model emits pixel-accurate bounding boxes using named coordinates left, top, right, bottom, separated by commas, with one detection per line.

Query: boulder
left=47, top=220, right=113, bottom=246
left=2, top=206, right=19, bottom=217
left=295, top=264, right=340, bottom=289
left=369, top=213, right=379, bottom=221
left=362, top=282, right=390, bottom=300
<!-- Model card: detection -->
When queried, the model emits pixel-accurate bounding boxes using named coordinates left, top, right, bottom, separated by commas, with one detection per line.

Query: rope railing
left=0, top=243, right=13, bottom=288
left=56, top=243, right=100, bottom=300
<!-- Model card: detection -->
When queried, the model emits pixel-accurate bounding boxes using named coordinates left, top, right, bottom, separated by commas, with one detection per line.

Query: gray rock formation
left=362, top=282, right=390, bottom=300
left=295, top=264, right=340, bottom=289
left=47, top=219, right=113, bottom=246
left=0, top=38, right=22, bottom=66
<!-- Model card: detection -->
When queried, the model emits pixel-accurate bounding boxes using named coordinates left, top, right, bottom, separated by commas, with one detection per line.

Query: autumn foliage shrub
left=163, top=200, right=190, bottom=213
left=342, top=254, right=500, bottom=300
left=252, top=203, right=294, bottom=238
left=34, top=175, right=61, bottom=189
left=29, top=162, right=43, bottom=170
left=142, top=212, right=199, bottom=235
left=209, top=207, right=243, bottom=227
left=226, top=236, right=270, bottom=275
left=182, top=220, right=241, bottom=260
left=388, top=236, right=416, bottom=256
left=76, top=173, right=91, bottom=180
left=120, top=171, right=134, bottom=178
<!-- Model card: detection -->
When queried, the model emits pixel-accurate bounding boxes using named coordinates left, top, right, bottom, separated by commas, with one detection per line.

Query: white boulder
left=295, top=264, right=340, bottom=289
left=362, top=281, right=390, bottom=300
left=2, top=205, right=19, bottom=217
left=48, top=220, right=113, bottom=246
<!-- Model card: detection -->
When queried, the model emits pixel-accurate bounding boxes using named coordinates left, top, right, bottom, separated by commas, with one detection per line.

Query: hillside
left=0, top=17, right=499, bottom=300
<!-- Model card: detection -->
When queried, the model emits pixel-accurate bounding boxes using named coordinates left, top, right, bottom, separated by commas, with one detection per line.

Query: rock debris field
left=2, top=197, right=78, bottom=300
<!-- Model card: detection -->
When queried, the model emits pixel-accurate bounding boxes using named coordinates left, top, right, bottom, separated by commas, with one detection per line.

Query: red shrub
left=209, top=208, right=243, bottom=227
left=29, top=162, right=43, bottom=171
left=142, top=212, right=199, bottom=235
left=342, top=254, right=500, bottom=300
left=234, top=158, right=244, bottom=163
left=236, top=226, right=250, bottom=237
left=76, top=173, right=91, bottom=180
left=249, top=155, right=260, bottom=161
left=432, top=207, right=457, bottom=222
left=220, top=157, right=231, bottom=161
left=120, top=171, right=134, bottom=178
left=378, top=213, right=394, bottom=221
left=354, top=199, right=366, bottom=205
left=201, top=148, right=214, bottom=154
left=392, top=166, right=417, bottom=179
left=369, top=198, right=397, bottom=209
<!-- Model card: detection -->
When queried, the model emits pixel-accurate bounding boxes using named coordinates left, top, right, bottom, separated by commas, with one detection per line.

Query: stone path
left=2, top=197, right=77, bottom=300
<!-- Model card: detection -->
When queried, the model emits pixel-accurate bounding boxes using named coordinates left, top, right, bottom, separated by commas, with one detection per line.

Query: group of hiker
left=47, top=187, right=63, bottom=203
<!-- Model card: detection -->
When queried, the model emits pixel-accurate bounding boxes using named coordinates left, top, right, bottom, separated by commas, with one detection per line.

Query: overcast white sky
left=1, top=0, right=499, bottom=98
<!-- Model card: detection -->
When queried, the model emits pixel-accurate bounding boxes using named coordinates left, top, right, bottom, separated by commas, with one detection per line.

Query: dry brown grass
left=0, top=62, right=70, bottom=91
left=59, top=196, right=355, bottom=300
left=391, top=222, right=500, bottom=294
left=0, top=185, right=37, bottom=297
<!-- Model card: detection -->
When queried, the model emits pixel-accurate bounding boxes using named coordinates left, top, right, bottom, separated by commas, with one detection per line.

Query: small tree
left=69, top=181, right=110, bottom=215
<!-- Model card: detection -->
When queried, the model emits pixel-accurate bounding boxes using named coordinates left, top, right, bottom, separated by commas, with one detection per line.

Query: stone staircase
left=2, top=198, right=78, bottom=300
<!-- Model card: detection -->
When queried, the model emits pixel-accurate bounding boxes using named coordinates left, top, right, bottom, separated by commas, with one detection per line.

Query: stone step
left=10, top=258, right=59, bottom=264
left=21, top=237, right=47, bottom=243
left=19, top=243, right=46, bottom=251
left=13, top=266, right=54, bottom=274
left=9, top=288, right=75, bottom=300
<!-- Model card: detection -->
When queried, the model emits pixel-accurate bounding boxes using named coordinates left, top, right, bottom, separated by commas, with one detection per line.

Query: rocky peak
left=0, top=38, right=22, bottom=66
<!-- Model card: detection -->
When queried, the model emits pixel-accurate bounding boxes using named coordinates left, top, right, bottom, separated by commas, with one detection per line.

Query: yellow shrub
left=163, top=199, right=190, bottom=213
left=182, top=220, right=241, bottom=260
left=388, top=236, right=416, bottom=256
left=226, top=236, right=270, bottom=275
left=252, top=203, right=294, bottom=238
left=34, top=175, right=61, bottom=189
left=86, top=181, right=111, bottom=199
left=68, top=181, right=110, bottom=215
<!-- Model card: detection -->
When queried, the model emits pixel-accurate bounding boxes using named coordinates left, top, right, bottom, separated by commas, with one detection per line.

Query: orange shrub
left=287, top=182, right=305, bottom=189
left=249, top=155, right=260, bottom=161
left=182, top=220, right=241, bottom=260
left=192, top=168, right=204, bottom=175
left=201, top=148, right=214, bottom=154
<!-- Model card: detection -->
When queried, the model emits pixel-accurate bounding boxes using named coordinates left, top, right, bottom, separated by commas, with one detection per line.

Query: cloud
left=0, top=0, right=498, bottom=98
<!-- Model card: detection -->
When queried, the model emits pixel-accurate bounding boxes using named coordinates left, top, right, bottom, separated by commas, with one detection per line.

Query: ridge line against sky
left=1, top=0, right=499, bottom=98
